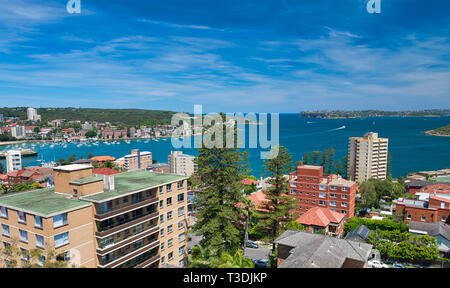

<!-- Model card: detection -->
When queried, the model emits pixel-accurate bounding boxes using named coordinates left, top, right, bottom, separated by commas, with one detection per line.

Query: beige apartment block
left=168, top=151, right=197, bottom=177
left=124, top=149, right=152, bottom=171
left=0, top=164, right=188, bottom=268
left=347, top=132, right=389, bottom=182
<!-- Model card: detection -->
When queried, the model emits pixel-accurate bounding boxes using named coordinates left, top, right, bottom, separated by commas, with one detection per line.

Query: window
left=2, top=224, right=10, bottom=237
left=442, top=216, right=447, bottom=222
left=36, top=234, right=44, bottom=248
left=134, top=239, right=144, bottom=249
left=56, top=251, right=70, bottom=262
left=146, top=190, right=152, bottom=197
left=166, top=197, right=172, bottom=206
left=167, top=211, right=173, bottom=220
left=161, top=242, right=165, bottom=251
left=319, top=193, right=326, bottom=198
left=178, top=207, right=185, bottom=217
left=319, top=185, right=327, bottom=191
left=132, top=193, right=142, bottom=203
left=178, top=181, right=184, bottom=189
left=166, top=184, right=172, bottom=192
left=178, top=220, right=184, bottom=230
left=421, top=216, right=426, bottom=222
left=168, top=238, right=173, bottom=247
left=159, top=186, right=163, bottom=194
left=342, top=187, right=349, bottom=192
left=177, top=193, right=185, bottom=203
left=179, top=259, right=185, bottom=267
left=329, top=201, right=337, bottom=207
left=18, top=211, right=26, bottom=224
left=342, top=194, right=348, bottom=199
left=341, top=202, right=348, bottom=207
left=160, top=228, right=165, bottom=237
left=73, top=189, right=78, bottom=197
left=19, top=229, right=28, bottom=243
left=159, top=200, right=164, bottom=209
left=54, top=232, right=69, bottom=248
left=100, top=236, right=114, bottom=249
left=35, top=216, right=43, bottom=229
left=123, top=196, right=128, bottom=203
left=161, top=256, right=165, bottom=264
left=319, top=200, right=325, bottom=206
left=0, top=206, right=7, bottom=219
left=53, top=213, right=68, bottom=228
left=115, top=198, right=120, bottom=205
left=167, top=225, right=173, bottom=234
left=21, top=248, right=29, bottom=262
left=290, top=189, right=296, bottom=195
left=341, top=210, right=347, bottom=214
left=133, top=224, right=143, bottom=234
left=407, top=214, right=411, bottom=219
left=38, top=255, right=45, bottom=266
left=178, top=232, right=186, bottom=242
left=168, top=251, right=173, bottom=260
left=160, top=214, right=164, bottom=223
left=330, top=193, right=337, bottom=198
left=179, top=245, right=186, bottom=256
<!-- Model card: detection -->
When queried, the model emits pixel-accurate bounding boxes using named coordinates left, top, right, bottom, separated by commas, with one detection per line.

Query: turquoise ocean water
left=1, top=114, right=449, bottom=178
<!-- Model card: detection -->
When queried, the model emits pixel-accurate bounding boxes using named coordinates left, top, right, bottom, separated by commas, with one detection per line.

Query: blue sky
left=0, top=0, right=449, bottom=113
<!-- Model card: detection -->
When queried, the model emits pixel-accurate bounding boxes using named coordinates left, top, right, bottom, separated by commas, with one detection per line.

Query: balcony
left=97, top=225, right=159, bottom=255
left=96, top=210, right=159, bottom=237
left=99, top=239, right=160, bottom=268
left=95, top=197, right=159, bottom=221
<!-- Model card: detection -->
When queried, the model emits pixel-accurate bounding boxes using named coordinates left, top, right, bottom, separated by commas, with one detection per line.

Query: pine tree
left=320, top=149, right=329, bottom=170
left=342, top=154, right=349, bottom=179
left=326, top=147, right=335, bottom=174
left=335, top=159, right=345, bottom=176
left=254, top=146, right=297, bottom=253
left=191, top=113, right=249, bottom=256
left=302, top=152, right=310, bottom=165
left=311, top=151, right=321, bottom=165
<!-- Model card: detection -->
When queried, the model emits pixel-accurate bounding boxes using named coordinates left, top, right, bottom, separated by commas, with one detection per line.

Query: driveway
left=244, top=246, right=271, bottom=261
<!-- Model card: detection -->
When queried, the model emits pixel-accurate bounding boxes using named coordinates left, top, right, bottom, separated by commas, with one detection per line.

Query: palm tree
left=217, top=250, right=254, bottom=268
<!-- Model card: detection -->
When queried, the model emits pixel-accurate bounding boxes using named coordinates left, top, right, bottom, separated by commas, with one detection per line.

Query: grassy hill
left=0, top=107, right=180, bottom=126
left=431, top=124, right=450, bottom=135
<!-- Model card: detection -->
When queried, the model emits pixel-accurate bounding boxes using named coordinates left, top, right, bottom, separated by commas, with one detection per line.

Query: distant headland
left=300, top=109, right=450, bottom=119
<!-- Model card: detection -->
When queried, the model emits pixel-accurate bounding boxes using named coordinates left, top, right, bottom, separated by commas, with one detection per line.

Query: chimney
left=103, top=174, right=115, bottom=191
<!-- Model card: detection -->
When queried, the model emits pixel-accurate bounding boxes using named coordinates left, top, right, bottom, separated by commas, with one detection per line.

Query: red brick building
left=288, top=163, right=357, bottom=218
left=395, top=195, right=450, bottom=223
left=296, top=207, right=346, bottom=238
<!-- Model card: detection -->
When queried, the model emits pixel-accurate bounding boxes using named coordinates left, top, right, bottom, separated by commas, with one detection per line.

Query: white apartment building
left=347, top=132, right=389, bottom=182
left=11, top=126, right=26, bottom=139
left=123, top=149, right=152, bottom=171
left=168, top=151, right=197, bottom=177
left=6, top=150, right=22, bottom=173
left=27, top=107, right=40, bottom=121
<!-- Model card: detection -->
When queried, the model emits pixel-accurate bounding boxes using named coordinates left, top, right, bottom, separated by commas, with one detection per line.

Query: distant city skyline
left=0, top=0, right=449, bottom=112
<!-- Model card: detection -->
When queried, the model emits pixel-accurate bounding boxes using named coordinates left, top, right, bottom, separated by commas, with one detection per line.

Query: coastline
left=425, top=130, right=450, bottom=137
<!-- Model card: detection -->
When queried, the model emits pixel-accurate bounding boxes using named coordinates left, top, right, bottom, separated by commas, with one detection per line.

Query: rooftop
left=81, top=170, right=187, bottom=202
left=70, top=176, right=103, bottom=185
left=296, top=207, right=345, bottom=227
left=275, top=230, right=373, bottom=268
left=92, top=168, right=122, bottom=176
left=0, top=188, right=91, bottom=217
left=53, top=164, right=93, bottom=172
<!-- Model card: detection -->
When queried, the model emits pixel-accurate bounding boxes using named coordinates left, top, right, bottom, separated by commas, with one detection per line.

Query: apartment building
left=0, top=164, right=189, bottom=268
left=289, top=162, right=357, bottom=219
left=11, top=126, right=26, bottom=139
left=168, top=151, right=196, bottom=177
left=347, top=132, right=389, bottom=182
left=27, top=108, right=40, bottom=122
left=394, top=193, right=450, bottom=224
left=6, top=150, right=22, bottom=173
left=123, top=150, right=152, bottom=171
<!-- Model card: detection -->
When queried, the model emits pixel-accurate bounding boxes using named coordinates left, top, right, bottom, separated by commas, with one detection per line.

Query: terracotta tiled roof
left=92, top=168, right=122, bottom=176
left=242, top=178, right=258, bottom=185
left=296, top=207, right=345, bottom=227
left=90, top=156, right=116, bottom=162
left=430, top=195, right=450, bottom=204
left=245, top=191, right=271, bottom=212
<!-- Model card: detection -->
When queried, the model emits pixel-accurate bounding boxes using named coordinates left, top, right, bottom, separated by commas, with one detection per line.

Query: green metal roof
left=432, top=176, right=450, bottom=182
left=0, top=188, right=91, bottom=217
left=70, top=176, right=102, bottom=185
left=82, top=170, right=187, bottom=202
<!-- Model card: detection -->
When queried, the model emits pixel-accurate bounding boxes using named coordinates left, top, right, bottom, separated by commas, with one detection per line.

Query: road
left=244, top=246, right=271, bottom=261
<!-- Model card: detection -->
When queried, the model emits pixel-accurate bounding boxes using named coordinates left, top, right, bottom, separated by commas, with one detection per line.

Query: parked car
left=368, top=260, right=388, bottom=268
left=246, top=240, right=259, bottom=248
left=392, top=263, right=406, bottom=268
left=253, top=259, right=268, bottom=268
